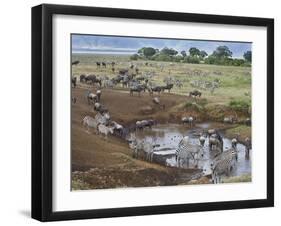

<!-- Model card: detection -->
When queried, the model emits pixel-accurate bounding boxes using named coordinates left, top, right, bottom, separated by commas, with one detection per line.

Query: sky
left=72, top=34, right=252, bottom=58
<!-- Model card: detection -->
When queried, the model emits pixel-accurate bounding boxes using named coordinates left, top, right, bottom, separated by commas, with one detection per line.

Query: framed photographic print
left=32, top=4, right=274, bottom=221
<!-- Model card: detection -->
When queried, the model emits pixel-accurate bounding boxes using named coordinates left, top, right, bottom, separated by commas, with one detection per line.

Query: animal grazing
left=162, top=83, right=174, bottom=93
left=96, top=62, right=101, bottom=68
left=102, top=62, right=106, bottom=68
left=189, top=90, right=202, bottom=98
left=72, top=60, right=80, bottom=66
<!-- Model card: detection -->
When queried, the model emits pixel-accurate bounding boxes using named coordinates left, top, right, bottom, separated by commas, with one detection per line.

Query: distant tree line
left=130, top=45, right=252, bottom=67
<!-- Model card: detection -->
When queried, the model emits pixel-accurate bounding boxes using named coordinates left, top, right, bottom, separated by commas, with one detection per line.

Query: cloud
left=72, top=34, right=251, bottom=58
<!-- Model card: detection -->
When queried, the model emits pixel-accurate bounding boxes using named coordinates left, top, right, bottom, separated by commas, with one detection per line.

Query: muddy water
left=133, top=123, right=251, bottom=178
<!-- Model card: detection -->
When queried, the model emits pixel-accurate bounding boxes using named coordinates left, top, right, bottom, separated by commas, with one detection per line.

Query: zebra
left=95, top=112, right=110, bottom=125
left=97, top=124, right=114, bottom=139
left=82, top=115, right=99, bottom=134
left=211, top=149, right=238, bottom=183
left=175, top=136, right=193, bottom=167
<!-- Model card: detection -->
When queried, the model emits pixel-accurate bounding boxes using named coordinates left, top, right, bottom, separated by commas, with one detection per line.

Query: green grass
left=72, top=53, right=251, bottom=106
left=223, top=174, right=251, bottom=183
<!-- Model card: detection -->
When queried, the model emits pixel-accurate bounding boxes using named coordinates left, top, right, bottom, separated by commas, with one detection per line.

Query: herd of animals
left=72, top=60, right=252, bottom=184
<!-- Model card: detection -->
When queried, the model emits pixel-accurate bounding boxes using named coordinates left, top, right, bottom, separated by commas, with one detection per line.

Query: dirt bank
left=71, top=86, right=201, bottom=189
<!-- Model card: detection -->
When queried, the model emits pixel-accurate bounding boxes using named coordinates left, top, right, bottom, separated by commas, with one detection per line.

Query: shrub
left=229, top=99, right=251, bottom=112
left=130, top=54, right=140, bottom=60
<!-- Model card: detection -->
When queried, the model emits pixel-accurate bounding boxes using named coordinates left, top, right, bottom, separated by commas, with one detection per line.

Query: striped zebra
left=82, top=115, right=99, bottom=134
left=94, top=112, right=110, bottom=125
left=175, top=136, right=194, bottom=167
left=211, top=149, right=238, bottom=183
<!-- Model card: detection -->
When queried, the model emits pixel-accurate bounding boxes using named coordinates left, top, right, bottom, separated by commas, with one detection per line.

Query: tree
left=212, top=46, right=232, bottom=58
left=137, top=47, right=156, bottom=58
left=189, top=47, right=200, bottom=57
left=130, top=54, right=139, bottom=60
left=160, top=47, right=178, bottom=56
left=199, top=50, right=208, bottom=58
left=181, top=50, right=187, bottom=57
left=243, top=51, right=252, bottom=62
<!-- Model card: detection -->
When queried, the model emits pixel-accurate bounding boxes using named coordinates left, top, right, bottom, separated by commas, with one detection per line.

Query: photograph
left=71, top=34, right=252, bottom=190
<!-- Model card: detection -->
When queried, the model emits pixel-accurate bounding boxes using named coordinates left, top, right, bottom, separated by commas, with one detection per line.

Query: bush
left=183, top=56, right=200, bottom=64
left=130, top=54, right=140, bottom=60
left=229, top=99, right=250, bottom=112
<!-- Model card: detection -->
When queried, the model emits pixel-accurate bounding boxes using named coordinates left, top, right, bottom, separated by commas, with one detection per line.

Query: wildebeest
left=96, top=62, right=101, bottom=68
left=148, top=86, right=164, bottom=95
left=199, top=133, right=206, bottom=146
left=72, top=77, right=77, bottom=88
left=102, top=62, right=106, bottom=68
left=87, top=92, right=98, bottom=105
left=110, top=121, right=124, bottom=137
left=209, top=133, right=223, bottom=152
left=130, top=85, right=145, bottom=97
left=189, top=90, right=202, bottom=98
left=97, top=124, right=114, bottom=139
left=82, top=115, right=99, bottom=134
left=96, top=90, right=101, bottom=102
left=72, top=60, right=80, bottom=66
left=80, top=74, right=86, bottom=83
left=231, top=138, right=238, bottom=149
left=162, top=83, right=174, bottom=93
left=182, top=116, right=195, bottom=127
left=85, top=75, right=102, bottom=86
left=119, top=69, right=129, bottom=75
left=136, top=119, right=155, bottom=130
left=94, top=102, right=108, bottom=114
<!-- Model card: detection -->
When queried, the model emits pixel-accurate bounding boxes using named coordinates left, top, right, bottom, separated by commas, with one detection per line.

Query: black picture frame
left=32, top=3, right=274, bottom=222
